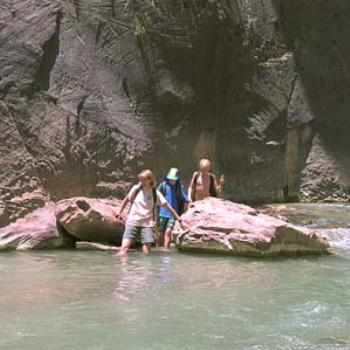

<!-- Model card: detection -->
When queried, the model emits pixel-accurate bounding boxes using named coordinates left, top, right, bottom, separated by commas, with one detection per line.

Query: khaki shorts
left=123, top=225, right=154, bottom=244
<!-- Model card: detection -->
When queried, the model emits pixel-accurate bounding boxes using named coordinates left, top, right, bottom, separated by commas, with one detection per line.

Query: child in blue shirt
left=157, top=168, right=189, bottom=249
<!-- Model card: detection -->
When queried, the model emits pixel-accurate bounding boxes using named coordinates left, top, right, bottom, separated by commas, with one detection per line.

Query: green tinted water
left=0, top=204, right=350, bottom=350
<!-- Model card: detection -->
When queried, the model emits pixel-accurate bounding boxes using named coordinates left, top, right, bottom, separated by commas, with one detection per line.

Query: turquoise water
left=0, top=204, right=350, bottom=350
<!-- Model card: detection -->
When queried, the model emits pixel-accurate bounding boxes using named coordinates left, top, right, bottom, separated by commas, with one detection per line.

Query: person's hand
left=219, top=174, right=225, bottom=186
left=179, top=219, right=187, bottom=231
left=116, top=213, right=124, bottom=223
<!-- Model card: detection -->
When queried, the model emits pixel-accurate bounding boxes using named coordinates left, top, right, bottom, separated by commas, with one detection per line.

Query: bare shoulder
left=189, top=172, right=197, bottom=184
left=192, top=171, right=200, bottom=180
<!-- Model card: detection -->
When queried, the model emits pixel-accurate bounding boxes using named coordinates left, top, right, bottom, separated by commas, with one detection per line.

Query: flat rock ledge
left=0, top=196, right=330, bottom=257
left=76, top=241, right=120, bottom=251
left=176, top=198, right=331, bottom=257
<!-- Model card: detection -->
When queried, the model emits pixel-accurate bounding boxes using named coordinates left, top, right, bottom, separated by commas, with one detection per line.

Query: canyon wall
left=1, top=0, right=349, bottom=225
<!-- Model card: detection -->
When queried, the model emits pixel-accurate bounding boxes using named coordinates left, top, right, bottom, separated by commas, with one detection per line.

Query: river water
left=0, top=203, right=349, bottom=350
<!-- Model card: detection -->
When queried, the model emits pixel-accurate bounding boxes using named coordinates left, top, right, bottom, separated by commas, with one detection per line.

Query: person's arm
left=162, top=202, right=186, bottom=230
left=187, top=173, right=196, bottom=202
left=215, top=174, right=225, bottom=194
left=116, top=186, right=135, bottom=221
left=158, top=191, right=186, bottom=229
left=157, top=183, right=162, bottom=192
left=116, top=195, right=129, bottom=222
left=163, top=202, right=181, bottom=221
left=180, top=184, right=189, bottom=202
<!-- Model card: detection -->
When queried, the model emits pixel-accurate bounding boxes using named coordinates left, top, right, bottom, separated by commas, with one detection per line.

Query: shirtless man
left=188, top=159, right=224, bottom=201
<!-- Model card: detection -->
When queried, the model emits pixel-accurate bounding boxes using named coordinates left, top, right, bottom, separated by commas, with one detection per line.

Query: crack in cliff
left=75, top=96, right=87, bottom=138
left=285, top=74, right=298, bottom=114
left=111, top=0, right=116, bottom=18
left=73, top=0, right=80, bottom=21
left=33, top=10, right=62, bottom=92
left=62, top=115, right=73, bottom=166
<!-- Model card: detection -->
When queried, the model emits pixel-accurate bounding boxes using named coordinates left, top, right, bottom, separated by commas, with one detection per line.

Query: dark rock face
left=0, top=0, right=349, bottom=225
left=273, top=1, right=350, bottom=200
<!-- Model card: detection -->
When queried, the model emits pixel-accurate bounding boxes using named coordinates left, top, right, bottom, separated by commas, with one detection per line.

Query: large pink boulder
left=55, top=197, right=125, bottom=245
left=0, top=204, right=65, bottom=251
left=177, top=198, right=330, bottom=257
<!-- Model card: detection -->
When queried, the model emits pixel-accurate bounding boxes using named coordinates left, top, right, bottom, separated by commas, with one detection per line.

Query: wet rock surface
left=0, top=0, right=349, bottom=226
left=0, top=205, right=65, bottom=251
left=0, top=197, right=125, bottom=251
left=177, top=198, right=330, bottom=257
left=0, top=196, right=331, bottom=256
left=55, top=197, right=125, bottom=245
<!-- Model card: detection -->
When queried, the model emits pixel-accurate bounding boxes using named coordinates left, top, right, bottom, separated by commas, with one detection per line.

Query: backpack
left=158, top=181, right=186, bottom=215
left=129, top=185, right=158, bottom=220
left=192, top=172, right=217, bottom=200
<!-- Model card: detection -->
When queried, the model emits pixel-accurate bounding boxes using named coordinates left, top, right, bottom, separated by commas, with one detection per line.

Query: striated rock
left=0, top=0, right=349, bottom=228
left=0, top=204, right=65, bottom=251
left=55, top=197, right=125, bottom=245
left=177, top=198, right=330, bottom=257
left=300, top=135, right=350, bottom=201
left=275, top=1, right=350, bottom=199
left=0, top=189, right=48, bottom=227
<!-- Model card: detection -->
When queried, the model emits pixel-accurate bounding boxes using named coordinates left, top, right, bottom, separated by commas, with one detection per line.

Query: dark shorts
left=159, top=216, right=176, bottom=233
left=123, top=225, right=154, bottom=244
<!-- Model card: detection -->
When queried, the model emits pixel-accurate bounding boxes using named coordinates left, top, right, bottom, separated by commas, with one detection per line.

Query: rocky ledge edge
left=0, top=197, right=330, bottom=257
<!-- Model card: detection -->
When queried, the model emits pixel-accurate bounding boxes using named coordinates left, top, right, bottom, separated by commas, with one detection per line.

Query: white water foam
left=318, top=228, right=350, bottom=251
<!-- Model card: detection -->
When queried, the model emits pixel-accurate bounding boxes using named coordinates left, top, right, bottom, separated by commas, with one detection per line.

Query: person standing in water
left=157, top=168, right=189, bottom=249
left=188, top=159, right=224, bottom=201
left=116, top=170, right=184, bottom=255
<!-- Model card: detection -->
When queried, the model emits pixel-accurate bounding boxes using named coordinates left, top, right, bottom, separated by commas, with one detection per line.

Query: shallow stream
left=0, top=203, right=349, bottom=350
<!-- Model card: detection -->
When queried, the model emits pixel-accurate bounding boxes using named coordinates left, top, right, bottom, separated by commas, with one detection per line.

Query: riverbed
left=0, top=203, right=349, bottom=350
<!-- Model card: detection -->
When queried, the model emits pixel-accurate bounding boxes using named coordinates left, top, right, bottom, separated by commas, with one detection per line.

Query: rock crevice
left=33, top=10, right=62, bottom=92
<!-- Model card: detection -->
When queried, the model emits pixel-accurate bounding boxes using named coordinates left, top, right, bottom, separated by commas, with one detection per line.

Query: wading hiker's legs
left=141, top=227, right=154, bottom=254
left=159, top=217, right=171, bottom=249
left=142, top=244, right=151, bottom=254
left=162, top=217, right=175, bottom=249
left=118, top=238, right=133, bottom=256
left=117, top=225, right=140, bottom=256
left=158, top=217, right=167, bottom=247
left=164, top=227, right=173, bottom=250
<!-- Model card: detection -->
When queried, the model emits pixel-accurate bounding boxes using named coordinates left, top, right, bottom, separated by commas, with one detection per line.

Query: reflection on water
left=0, top=203, right=350, bottom=350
